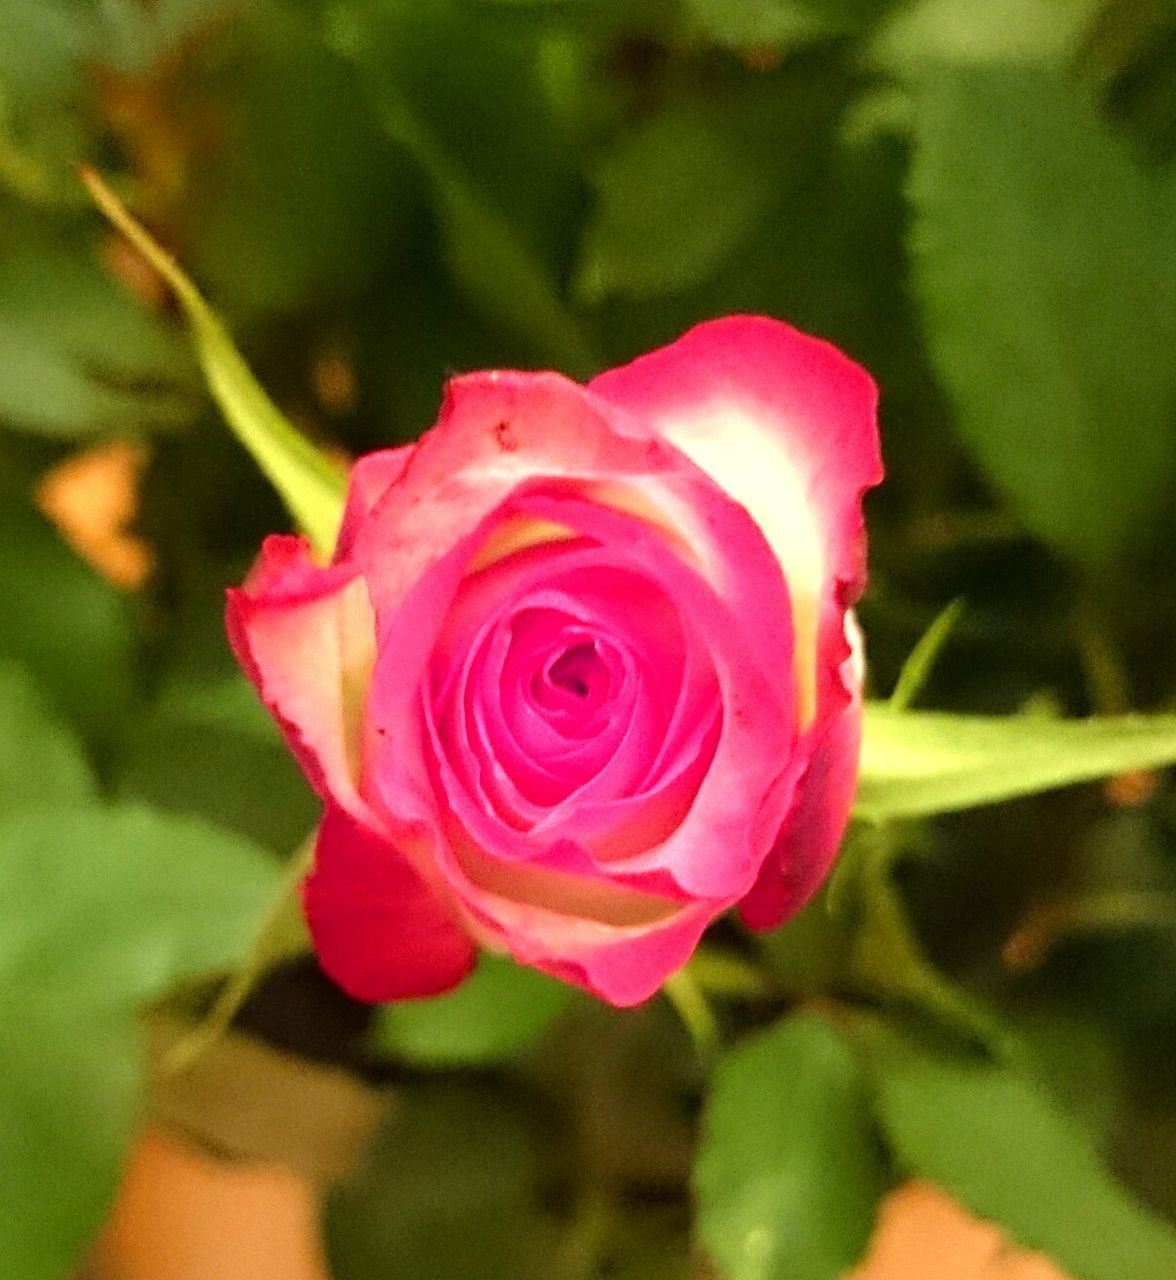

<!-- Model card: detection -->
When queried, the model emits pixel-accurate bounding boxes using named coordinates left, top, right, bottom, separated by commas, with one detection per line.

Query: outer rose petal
left=226, top=535, right=375, bottom=815
left=333, top=446, right=415, bottom=562
left=305, top=805, right=475, bottom=999
left=590, top=314, right=881, bottom=730
left=433, top=849, right=718, bottom=1006
left=738, top=618, right=865, bottom=928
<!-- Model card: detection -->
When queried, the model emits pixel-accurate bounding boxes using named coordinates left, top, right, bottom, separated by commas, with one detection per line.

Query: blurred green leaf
left=374, top=953, right=575, bottom=1066
left=694, top=1011, right=885, bottom=1280
left=0, top=0, right=88, bottom=100
left=857, top=705, right=1176, bottom=821
left=0, top=999, right=140, bottom=1280
left=325, top=0, right=598, bottom=373
left=150, top=669, right=283, bottom=741
left=682, top=0, right=830, bottom=49
left=755, top=886, right=854, bottom=994
left=0, top=661, right=97, bottom=809
left=583, top=64, right=885, bottom=373
left=117, top=667, right=318, bottom=853
left=85, top=169, right=348, bottom=559
left=89, top=0, right=242, bottom=77
left=908, top=67, right=1176, bottom=567
left=0, top=801, right=283, bottom=1280
left=0, top=2, right=92, bottom=204
left=117, top=714, right=319, bottom=854
left=576, top=104, right=778, bottom=303
left=183, top=7, right=415, bottom=318
left=683, top=0, right=882, bottom=49
left=867, top=1028, right=1176, bottom=1279
left=1013, top=1010, right=1124, bottom=1144
left=377, top=101, right=597, bottom=374
left=0, top=475, right=136, bottom=744
left=0, top=803, right=282, bottom=1005
left=0, top=216, right=196, bottom=436
left=871, top=0, right=1103, bottom=71
left=327, top=1083, right=557, bottom=1280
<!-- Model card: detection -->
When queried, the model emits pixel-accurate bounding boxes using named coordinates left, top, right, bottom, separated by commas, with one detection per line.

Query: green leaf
left=0, top=802, right=283, bottom=1280
left=857, top=705, right=1176, bottom=821
left=0, top=803, right=283, bottom=1006
left=89, top=0, right=242, bottom=77
left=0, top=215, right=196, bottom=435
left=755, top=887, right=854, bottom=994
left=868, top=1030, right=1176, bottom=1280
left=0, top=661, right=97, bottom=808
left=871, top=0, right=1103, bottom=71
left=116, top=676, right=320, bottom=854
left=0, top=476, right=136, bottom=745
left=0, top=0, right=88, bottom=101
left=83, top=170, right=348, bottom=560
left=325, top=0, right=598, bottom=374
left=0, top=998, right=141, bottom=1280
left=374, top=953, right=574, bottom=1065
left=1012, top=1010, right=1123, bottom=1145
left=0, top=4, right=92, bottom=206
left=694, top=1011, right=886, bottom=1280
left=377, top=100, right=597, bottom=375
left=683, top=0, right=881, bottom=49
left=908, top=67, right=1176, bottom=567
left=576, top=105, right=778, bottom=303
left=150, top=670, right=284, bottom=741
left=181, top=8, right=414, bottom=318
left=326, top=1083, right=557, bottom=1280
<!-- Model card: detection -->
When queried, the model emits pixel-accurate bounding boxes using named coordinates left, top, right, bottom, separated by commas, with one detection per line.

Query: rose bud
left=227, top=316, right=882, bottom=1007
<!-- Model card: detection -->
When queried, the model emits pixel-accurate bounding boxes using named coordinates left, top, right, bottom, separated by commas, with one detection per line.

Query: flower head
left=228, top=316, right=882, bottom=1005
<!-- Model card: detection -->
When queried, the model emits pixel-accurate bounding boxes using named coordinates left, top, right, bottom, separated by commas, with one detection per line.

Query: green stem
left=889, top=596, right=965, bottom=712
left=687, top=946, right=775, bottom=1000
left=82, top=167, right=347, bottom=560
left=163, top=837, right=315, bottom=1074
left=849, top=829, right=1018, bottom=1060
left=662, top=967, right=720, bottom=1062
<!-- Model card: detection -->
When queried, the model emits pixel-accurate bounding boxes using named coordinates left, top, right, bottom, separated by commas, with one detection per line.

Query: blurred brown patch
left=37, top=441, right=153, bottom=590
left=1104, top=768, right=1158, bottom=808
left=847, top=1181, right=1072, bottom=1280
left=101, top=234, right=171, bottom=313
left=88, top=1127, right=330, bottom=1280
left=312, top=347, right=358, bottom=418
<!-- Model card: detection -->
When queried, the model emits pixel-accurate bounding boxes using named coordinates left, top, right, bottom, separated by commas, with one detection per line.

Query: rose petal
left=226, top=535, right=375, bottom=815
left=304, top=804, right=475, bottom=1000
left=590, top=314, right=882, bottom=730
left=739, top=615, right=865, bottom=928
left=349, top=372, right=674, bottom=620
left=458, top=882, right=718, bottom=1007
left=333, top=446, right=415, bottom=562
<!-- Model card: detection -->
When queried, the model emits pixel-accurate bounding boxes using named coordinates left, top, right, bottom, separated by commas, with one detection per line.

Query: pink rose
left=227, top=316, right=882, bottom=1006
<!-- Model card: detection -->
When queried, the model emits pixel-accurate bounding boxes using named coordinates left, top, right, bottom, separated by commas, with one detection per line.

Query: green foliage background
left=2, top=0, right=1176, bottom=1277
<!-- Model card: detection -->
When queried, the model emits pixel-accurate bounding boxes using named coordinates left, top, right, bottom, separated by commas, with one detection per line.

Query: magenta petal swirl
left=227, top=316, right=882, bottom=1007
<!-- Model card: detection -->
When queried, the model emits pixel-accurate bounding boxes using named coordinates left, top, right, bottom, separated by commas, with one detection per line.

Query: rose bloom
left=228, top=316, right=881, bottom=1007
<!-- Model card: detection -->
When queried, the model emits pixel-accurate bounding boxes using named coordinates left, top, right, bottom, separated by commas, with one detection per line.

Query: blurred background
left=2, top=0, right=1176, bottom=1277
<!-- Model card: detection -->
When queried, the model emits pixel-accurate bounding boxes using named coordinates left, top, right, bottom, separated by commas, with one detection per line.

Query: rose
left=227, top=316, right=881, bottom=1007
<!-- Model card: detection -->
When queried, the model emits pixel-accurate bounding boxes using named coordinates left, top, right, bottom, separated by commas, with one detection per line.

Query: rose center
left=542, top=641, right=608, bottom=705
